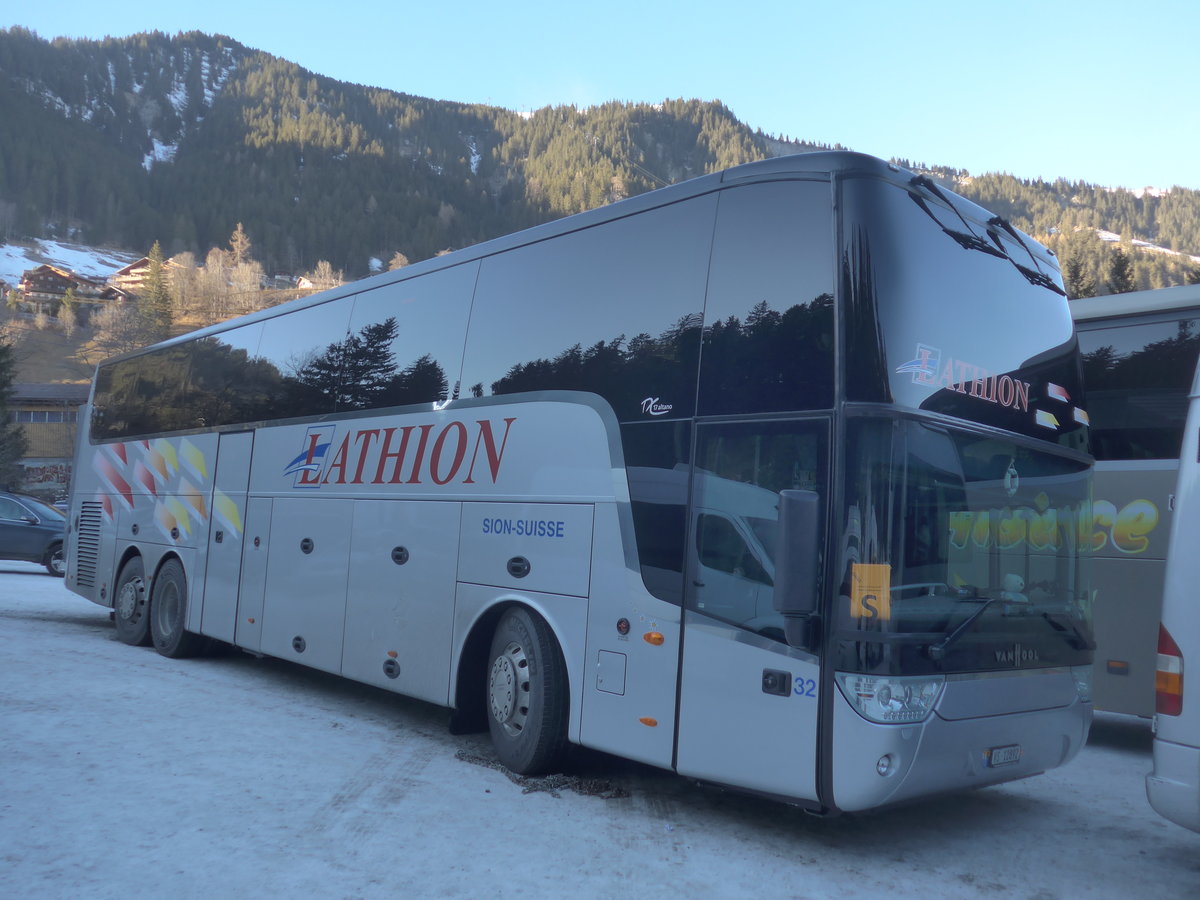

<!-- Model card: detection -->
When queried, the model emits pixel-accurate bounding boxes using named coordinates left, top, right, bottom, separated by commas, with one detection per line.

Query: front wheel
left=486, top=607, right=568, bottom=775
left=149, top=558, right=203, bottom=659
left=44, top=543, right=65, bottom=577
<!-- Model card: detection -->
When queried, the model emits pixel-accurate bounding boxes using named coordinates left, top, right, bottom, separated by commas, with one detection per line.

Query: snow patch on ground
left=0, top=240, right=140, bottom=286
left=3, top=564, right=1199, bottom=899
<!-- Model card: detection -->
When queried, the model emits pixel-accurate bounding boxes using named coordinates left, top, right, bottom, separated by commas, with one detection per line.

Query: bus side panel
left=260, top=497, right=353, bottom=674
left=198, top=431, right=254, bottom=643
left=676, top=614, right=820, bottom=802
left=458, top=502, right=594, bottom=599
left=578, top=502, right=680, bottom=771
left=234, top=497, right=272, bottom=652
left=1091, top=460, right=1177, bottom=715
left=1090, top=555, right=1164, bottom=716
left=341, top=499, right=462, bottom=704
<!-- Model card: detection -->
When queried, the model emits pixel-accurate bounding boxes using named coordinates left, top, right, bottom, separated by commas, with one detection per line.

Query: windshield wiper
left=987, top=216, right=1068, bottom=297
left=908, top=177, right=1007, bottom=259
left=1040, top=610, right=1096, bottom=651
left=927, top=596, right=999, bottom=661
left=907, top=176, right=1066, bottom=295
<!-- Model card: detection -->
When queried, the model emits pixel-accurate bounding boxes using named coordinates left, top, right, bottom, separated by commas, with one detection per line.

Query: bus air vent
left=75, top=501, right=103, bottom=588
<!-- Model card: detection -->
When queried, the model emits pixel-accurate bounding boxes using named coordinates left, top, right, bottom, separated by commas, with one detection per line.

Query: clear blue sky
left=6, top=0, right=1198, bottom=189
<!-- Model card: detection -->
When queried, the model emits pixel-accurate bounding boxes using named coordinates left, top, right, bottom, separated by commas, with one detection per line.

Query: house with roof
left=17, top=264, right=104, bottom=318
left=7, top=382, right=90, bottom=498
left=107, top=255, right=182, bottom=296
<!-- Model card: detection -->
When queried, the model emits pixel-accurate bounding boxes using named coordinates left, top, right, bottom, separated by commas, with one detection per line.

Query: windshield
left=833, top=416, right=1093, bottom=676
left=842, top=176, right=1088, bottom=454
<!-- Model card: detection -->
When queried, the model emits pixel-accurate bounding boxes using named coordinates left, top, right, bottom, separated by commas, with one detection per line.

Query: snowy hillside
left=0, top=240, right=141, bottom=287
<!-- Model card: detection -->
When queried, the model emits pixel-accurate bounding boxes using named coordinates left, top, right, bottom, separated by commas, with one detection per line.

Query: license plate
left=985, top=744, right=1022, bottom=767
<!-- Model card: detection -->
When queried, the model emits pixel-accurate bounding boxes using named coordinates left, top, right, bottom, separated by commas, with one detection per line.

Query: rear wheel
left=113, top=557, right=151, bottom=646
left=149, top=558, right=203, bottom=659
left=486, top=607, right=568, bottom=775
left=44, top=543, right=65, bottom=577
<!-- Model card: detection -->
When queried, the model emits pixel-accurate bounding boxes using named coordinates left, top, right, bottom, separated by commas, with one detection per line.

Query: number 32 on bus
left=66, top=152, right=1095, bottom=814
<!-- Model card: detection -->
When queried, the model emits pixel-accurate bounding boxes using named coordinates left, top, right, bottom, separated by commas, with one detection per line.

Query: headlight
left=836, top=673, right=944, bottom=724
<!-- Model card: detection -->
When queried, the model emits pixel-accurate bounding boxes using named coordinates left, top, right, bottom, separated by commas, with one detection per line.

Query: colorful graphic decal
left=944, top=495, right=1157, bottom=555
left=92, top=438, right=225, bottom=542
left=1090, top=499, right=1159, bottom=555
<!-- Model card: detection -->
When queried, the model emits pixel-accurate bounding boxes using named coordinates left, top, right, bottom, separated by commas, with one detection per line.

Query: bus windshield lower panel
left=833, top=415, right=1093, bottom=678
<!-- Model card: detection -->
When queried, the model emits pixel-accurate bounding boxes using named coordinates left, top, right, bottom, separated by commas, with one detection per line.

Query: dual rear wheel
left=113, top=556, right=202, bottom=658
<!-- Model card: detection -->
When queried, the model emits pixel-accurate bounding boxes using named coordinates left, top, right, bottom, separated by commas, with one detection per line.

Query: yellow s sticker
left=851, top=563, right=891, bottom=621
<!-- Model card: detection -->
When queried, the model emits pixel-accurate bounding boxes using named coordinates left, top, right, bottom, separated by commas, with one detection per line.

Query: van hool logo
left=995, top=643, right=1040, bottom=666
left=284, top=418, right=516, bottom=488
left=641, top=397, right=673, bottom=417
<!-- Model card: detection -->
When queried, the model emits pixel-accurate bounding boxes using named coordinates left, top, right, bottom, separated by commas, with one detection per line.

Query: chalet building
left=99, top=285, right=133, bottom=304
left=7, top=382, right=90, bottom=498
left=108, top=256, right=179, bottom=295
left=17, top=265, right=103, bottom=317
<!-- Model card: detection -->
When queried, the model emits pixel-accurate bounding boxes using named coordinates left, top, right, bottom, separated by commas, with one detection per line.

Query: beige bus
left=1072, top=283, right=1200, bottom=715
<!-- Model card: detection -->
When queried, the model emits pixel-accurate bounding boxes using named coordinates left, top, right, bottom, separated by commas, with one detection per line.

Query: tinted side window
left=1078, top=317, right=1200, bottom=460
left=343, top=262, right=478, bottom=410
left=0, top=497, right=26, bottom=519
left=91, top=297, right=358, bottom=441
left=623, top=420, right=691, bottom=604
left=253, top=299, right=354, bottom=419
left=699, top=181, right=835, bottom=414
left=460, top=195, right=717, bottom=422
left=92, top=343, right=195, bottom=439
left=688, top=420, right=828, bottom=643
left=184, top=323, right=273, bottom=429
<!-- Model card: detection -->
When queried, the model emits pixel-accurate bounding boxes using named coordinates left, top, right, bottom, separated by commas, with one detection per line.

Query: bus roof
left=1070, top=283, right=1200, bottom=322
left=95, top=151, right=920, bottom=365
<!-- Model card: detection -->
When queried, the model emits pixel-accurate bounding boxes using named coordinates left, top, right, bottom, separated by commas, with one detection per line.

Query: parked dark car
left=0, top=492, right=67, bottom=576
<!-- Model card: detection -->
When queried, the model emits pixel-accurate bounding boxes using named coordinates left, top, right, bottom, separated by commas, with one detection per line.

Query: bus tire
left=149, top=558, right=203, bottom=659
left=486, top=607, right=568, bottom=776
left=113, top=557, right=151, bottom=646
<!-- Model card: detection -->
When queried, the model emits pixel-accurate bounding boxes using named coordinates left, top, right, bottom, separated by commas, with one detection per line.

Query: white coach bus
left=65, top=152, right=1095, bottom=813
left=1147, top=358, right=1200, bottom=831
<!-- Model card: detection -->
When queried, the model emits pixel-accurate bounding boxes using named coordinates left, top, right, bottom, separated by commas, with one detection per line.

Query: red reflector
left=1156, top=623, right=1184, bottom=716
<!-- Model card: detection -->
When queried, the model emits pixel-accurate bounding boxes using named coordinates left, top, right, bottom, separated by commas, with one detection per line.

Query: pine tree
left=1063, top=254, right=1097, bottom=299
left=0, top=337, right=28, bottom=489
left=140, top=240, right=173, bottom=334
left=1106, top=247, right=1137, bottom=295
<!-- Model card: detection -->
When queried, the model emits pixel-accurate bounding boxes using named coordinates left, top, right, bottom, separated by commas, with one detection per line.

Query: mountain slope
left=2, top=27, right=1198, bottom=292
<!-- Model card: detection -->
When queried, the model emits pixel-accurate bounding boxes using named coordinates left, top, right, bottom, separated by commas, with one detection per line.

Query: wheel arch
left=450, top=596, right=578, bottom=741
left=149, top=548, right=186, bottom=584
left=110, top=545, right=144, bottom=609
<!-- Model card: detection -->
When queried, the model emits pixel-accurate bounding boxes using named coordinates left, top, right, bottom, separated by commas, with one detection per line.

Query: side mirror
left=773, top=490, right=821, bottom=649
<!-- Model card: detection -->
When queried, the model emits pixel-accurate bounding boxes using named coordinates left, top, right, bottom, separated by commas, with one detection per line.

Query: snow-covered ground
left=2, top=562, right=1198, bottom=899
left=0, top=241, right=140, bottom=288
